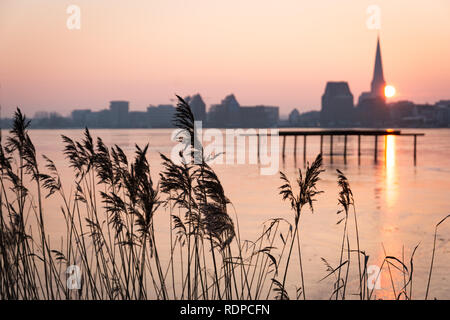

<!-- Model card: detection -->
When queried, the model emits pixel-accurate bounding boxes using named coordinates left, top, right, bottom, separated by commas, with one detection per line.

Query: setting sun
left=385, top=85, right=396, bottom=98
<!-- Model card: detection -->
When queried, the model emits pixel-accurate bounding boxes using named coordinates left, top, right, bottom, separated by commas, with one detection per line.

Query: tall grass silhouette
left=0, top=97, right=448, bottom=300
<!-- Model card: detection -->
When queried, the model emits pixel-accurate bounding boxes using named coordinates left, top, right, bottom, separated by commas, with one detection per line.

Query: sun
left=385, top=85, right=396, bottom=98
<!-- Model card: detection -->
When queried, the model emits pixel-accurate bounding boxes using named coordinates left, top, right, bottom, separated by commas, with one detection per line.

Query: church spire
left=371, top=36, right=386, bottom=97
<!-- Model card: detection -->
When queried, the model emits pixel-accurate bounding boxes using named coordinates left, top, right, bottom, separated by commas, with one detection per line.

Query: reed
left=278, top=154, right=324, bottom=299
left=0, top=100, right=447, bottom=300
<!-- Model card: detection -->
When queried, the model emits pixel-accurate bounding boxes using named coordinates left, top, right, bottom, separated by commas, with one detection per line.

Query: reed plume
left=277, top=153, right=324, bottom=299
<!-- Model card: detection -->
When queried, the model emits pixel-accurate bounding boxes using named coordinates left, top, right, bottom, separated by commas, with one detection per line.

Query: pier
left=279, top=129, right=425, bottom=165
left=278, top=129, right=424, bottom=165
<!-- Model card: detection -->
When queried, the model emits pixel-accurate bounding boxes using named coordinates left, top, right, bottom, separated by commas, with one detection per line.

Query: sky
left=1, top=0, right=449, bottom=117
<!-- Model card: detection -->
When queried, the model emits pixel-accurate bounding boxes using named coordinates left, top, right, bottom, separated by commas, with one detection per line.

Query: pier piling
left=320, top=135, right=323, bottom=155
left=414, top=134, right=417, bottom=166
left=344, top=135, right=348, bottom=163
left=374, top=135, right=378, bottom=162
left=303, top=135, right=307, bottom=162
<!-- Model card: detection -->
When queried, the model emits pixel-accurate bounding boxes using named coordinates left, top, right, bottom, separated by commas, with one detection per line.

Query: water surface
left=27, top=128, right=450, bottom=299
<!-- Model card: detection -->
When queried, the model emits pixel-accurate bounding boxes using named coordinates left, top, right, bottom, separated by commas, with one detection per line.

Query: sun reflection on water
left=385, top=135, right=397, bottom=208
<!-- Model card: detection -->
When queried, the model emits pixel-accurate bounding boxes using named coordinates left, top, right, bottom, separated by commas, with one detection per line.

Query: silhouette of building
left=208, top=94, right=279, bottom=128
left=129, top=111, right=148, bottom=128
left=388, top=100, right=414, bottom=125
left=412, top=104, right=439, bottom=125
left=320, top=81, right=354, bottom=126
left=94, top=109, right=113, bottom=128
left=109, top=101, right=129, bottom=128
left=222, top=94, right=241, bottom=127
left=288, top=109, right=301, bottom=125
left=208, top=94, right=241, bottom=127
left=370, top=36, right=386, bottom=99
left=185, top=94, right=206, bottom=123
left=299, top=111, right=320, bottom=127
left=32, top=112, right=71, bottom=128
left=240, top=105, right=279, bottom=128
left=436, top=100, right=450, bottom=127
left=207, top=104, right=227, bottom=127
left=146, top=104, right=176, bottom=128
left=71, top=109, right=92, bottom=127
left=357, top=37, right=389, bottom=126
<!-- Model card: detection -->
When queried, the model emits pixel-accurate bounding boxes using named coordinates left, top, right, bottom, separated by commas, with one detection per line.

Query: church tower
left=356, top=36, right=389, bottom=126
left=370, top=36, right=386, bottom=98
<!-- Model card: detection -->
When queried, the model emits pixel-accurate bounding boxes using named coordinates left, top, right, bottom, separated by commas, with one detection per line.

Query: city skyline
left=2, top=35, right=449, bottom=128
left=2, top=35, right=448, bottom=128
left=1, top=0, right=450, bottom=117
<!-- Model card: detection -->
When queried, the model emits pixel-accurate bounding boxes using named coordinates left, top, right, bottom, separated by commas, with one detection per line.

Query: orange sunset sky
left=1, top=0, right=449, bottom=117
